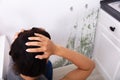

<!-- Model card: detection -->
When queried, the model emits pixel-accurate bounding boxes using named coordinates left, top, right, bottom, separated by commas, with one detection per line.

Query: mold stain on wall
left=64, top=7, right=99, bottom=66
left=49, top=2, right=100, bottom=68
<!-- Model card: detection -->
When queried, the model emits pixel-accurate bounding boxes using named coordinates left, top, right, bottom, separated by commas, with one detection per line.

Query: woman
left=24, top=28, right=95, bottom=80
left=7, top=28, right=53, bottom=80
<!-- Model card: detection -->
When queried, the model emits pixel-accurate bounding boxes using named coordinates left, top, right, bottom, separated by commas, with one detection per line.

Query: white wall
left=0, top=0, right=81, bottom=69
left=0, top=0, right=100, bottom=68
left=0, top=0, right=100, bottom=45
left=0, top=0, right=79, bottom=46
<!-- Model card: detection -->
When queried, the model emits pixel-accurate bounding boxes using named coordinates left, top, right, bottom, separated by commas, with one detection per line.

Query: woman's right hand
left=13, top=29, right=24, bottom=42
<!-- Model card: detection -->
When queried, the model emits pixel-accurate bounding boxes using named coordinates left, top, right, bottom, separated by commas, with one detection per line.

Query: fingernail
left=34, top=33, right=39, bottom=35
left=25, top=43, right=28, bottom=45
left=35, top=56, right=38, bottom=58
left=35, top=56, right=42, bottom=59
left=28, top=37, right=31, bottom=40
left=26, top=49, right=29, bottom=52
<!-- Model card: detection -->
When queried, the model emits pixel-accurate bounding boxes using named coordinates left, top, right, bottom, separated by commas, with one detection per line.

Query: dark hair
left=9, top=27, right=51, bottom=77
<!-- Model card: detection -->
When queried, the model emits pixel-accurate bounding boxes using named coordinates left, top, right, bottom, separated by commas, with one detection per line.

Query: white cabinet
left=93, top=9, right=120, bottom=80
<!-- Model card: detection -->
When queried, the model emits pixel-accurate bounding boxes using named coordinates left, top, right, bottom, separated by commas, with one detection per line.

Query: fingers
left=13, top=29, right=24, bottom=42
left=34, top=33, right=44, bottom=37
left=14, top=32, right=19, bottom=40
left=20, top=28, right=24, bottom=32
left=35, top=52, right=49, bottom=59
left=26, top=34, right=49, bottom=52
left=28, top=37, right=42, bottom=42
left=26, top=48, right=41, bottom=52
left=39, top=28, right=45, bottom=31
left=34, top=33, right=49, bottom=40
left=28, top=33, right=48, bottom=42
left=26, top=47, right=49, bottom=59
left=25, top=32, right=52, bottom=59
left=26, top=42, right=43, bottom=46
left=26, top=38, right=48, bottom=49
left=26, top=47, right=46, bottom=52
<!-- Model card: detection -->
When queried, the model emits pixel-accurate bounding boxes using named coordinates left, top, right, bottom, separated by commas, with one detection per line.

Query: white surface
left=108, top=1, right=120, bottom=12
left=0, top=35, right=5, bottom=79
left=0, top=0, right=79, bottom=46
left=93, top=9, right=120, bottom=80
left=0, top=0, right=100, bottom=45
left=53, top=62, right=105, bottom=80
left=0, top=35, right=10, bottom=79
left=53, top=64, right=76, bottom=80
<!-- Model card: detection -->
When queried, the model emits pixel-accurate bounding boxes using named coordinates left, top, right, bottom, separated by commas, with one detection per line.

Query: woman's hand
left=13, top=29, right=24, bottom=41
left=13, top=28, right=45, bottom=40
left=13, top=28, right=54, bottom=59
left=26, top=33, right=57, bottom=59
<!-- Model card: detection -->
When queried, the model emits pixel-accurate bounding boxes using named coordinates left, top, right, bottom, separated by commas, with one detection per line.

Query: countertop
left=100, top=0, right=120, bottom=22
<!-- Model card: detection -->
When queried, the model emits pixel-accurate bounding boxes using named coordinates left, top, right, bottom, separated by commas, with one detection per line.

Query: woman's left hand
left=25, top=33, right=57, bottom=59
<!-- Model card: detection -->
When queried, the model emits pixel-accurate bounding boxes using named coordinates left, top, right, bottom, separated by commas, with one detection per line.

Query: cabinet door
left=94, top=23, right=120, bottom=80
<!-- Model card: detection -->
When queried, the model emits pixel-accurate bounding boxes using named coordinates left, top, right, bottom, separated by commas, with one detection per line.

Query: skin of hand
left=26, top=33, right=57, bottom=59
left=14, top=28, right=56, bottom=59
left=25, top=33, right=95, bottom=80
left=13, top=29, right=24, bottom=42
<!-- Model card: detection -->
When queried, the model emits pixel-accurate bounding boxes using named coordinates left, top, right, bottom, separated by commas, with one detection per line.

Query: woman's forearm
left=55, top=45, right=95, bottom=80
left=55, top=45, right=95, bottom=70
